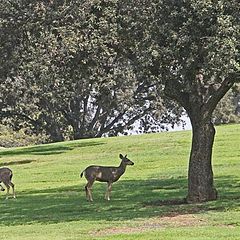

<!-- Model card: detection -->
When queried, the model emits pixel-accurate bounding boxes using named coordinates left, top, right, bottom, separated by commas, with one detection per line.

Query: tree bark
left=187, top=117, right=218, bottom=203
left=46, top=123, right=64, bottom=142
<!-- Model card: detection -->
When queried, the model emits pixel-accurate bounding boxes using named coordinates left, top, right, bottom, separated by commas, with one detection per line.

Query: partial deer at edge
left=0, top=167, right=16, bottom=199
left=80, top=154, right=134, bottom=201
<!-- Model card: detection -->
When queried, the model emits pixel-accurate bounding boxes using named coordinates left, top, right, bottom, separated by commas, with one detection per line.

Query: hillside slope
left=0, top=124, right=239, bottom=240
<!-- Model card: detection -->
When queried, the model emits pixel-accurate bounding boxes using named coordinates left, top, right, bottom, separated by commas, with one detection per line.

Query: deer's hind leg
left=85, top=179, right=94, bottom=202
left=0, top=182, right=5, bottom=191
left=3, top=181, right=16, bottom=199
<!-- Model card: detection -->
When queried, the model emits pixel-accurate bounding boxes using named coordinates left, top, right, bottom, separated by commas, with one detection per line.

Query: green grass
left=0, top=124, right=239, bottom=239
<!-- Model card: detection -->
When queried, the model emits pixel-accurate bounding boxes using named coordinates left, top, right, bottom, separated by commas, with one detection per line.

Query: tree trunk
left=72, top=121, right=90, bottom=139
left=187, top=118, right=218, bottom=203
left=47, top=124, right=64, bottom=142
left=164, top=71, right=234, bottom=203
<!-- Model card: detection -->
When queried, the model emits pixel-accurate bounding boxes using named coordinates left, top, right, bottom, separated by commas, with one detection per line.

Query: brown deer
left=0, top=167, right=16, bottom=199
left=80, top=154, right=134, bottom=201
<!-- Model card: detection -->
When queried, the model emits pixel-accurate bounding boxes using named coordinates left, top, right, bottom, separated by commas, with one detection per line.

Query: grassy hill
left=0, top=124, right=239, bottom=240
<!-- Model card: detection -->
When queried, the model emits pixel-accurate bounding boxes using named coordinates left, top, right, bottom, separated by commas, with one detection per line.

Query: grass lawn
left=0, top=124, right=239, bottom=239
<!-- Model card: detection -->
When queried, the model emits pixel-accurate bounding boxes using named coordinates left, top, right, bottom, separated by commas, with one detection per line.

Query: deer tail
left=9, top=171, right=13, bottom=180
left=80, top=170, right=85, bottom=178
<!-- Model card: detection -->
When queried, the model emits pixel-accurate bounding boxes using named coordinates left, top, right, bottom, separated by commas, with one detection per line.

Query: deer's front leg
left=105, top=182, right=112, bottom=201
left=5, top=185, right=10, bottom=200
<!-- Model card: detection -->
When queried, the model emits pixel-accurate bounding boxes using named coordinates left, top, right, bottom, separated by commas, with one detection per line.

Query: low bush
left=0, top=124, right=48, bottom=148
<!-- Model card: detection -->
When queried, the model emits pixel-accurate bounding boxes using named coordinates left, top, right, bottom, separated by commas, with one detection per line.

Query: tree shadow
left=0, top=175, right=239, bottom=226
left=0, top=141, right=105, bottom=157
left=0, top=159, right=35, bottom=167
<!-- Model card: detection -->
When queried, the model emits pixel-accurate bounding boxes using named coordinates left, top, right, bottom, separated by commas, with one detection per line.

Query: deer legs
left=6, top=182, right=16, bottom=199
left=85, top=180, right=113, bottom=202
left=105, top=182, right=112, bottom=201
left=0, top=183, right=4, bottom=191
left=0, top=181, right=16, bottom=199
left=85, top=180, right=94, bottom=202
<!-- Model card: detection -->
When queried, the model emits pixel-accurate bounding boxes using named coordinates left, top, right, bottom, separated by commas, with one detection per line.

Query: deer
left=0, top=167, right=16, bottom=199
left=80, top=154, right=134, bottom=201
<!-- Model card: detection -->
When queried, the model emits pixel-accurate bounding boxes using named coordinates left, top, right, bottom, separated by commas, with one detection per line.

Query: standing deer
left=80, top=154, right=134, bottom=201
left=0, top=167, right=16, bottom=199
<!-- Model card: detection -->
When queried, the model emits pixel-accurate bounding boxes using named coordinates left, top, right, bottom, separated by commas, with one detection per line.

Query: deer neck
left=118, top=161, right=127, bottom=175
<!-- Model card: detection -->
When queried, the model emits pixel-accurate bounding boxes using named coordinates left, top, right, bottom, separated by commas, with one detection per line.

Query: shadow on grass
left=0, top=176, right=239, bottom=226
left=0, top=141, right=105, bottom=157
left=0, top=160, right=36, bottom=166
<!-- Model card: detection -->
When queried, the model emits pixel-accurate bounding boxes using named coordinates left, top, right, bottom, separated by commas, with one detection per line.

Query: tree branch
left=204, top=75, right=235, bottom=115
left=0, top=110, right=41, bottom=128
left=88, top=104, right=102, bottom=130
left=95, top=111, right=126, bottom=137
left=164, top=79, right=191, bottom=112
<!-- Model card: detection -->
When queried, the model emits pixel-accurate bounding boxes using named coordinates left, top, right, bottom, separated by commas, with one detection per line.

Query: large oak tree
left=121, top=0, right=239, bottom=202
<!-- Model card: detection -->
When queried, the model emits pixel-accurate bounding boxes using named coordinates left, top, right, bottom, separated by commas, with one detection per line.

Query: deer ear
left=125, top=154, right=127, bottom=158
left=119, top=154, right=123, bottom=159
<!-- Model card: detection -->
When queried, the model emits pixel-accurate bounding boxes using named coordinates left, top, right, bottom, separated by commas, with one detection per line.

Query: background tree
left=0, top=0, right=182, bottom=143
left=213, top=85, right=240, bottom=124
left=121, top=0, right=240, bottom=202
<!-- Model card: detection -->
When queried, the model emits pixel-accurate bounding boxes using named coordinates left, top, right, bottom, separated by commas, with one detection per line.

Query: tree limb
left=96, top=111, right=126, bottom=137
left=204, top=75, right=236, bottom=115
left=0, top=110, right=41, bottom=128
left=164, top=79, right=191, bottom=112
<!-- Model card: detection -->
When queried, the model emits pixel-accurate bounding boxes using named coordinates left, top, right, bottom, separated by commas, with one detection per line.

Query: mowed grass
left=0, top=124, right=239, bottom=240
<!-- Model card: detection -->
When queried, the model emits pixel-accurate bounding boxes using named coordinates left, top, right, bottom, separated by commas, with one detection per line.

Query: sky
left=171, top=115, right=192, bottom=131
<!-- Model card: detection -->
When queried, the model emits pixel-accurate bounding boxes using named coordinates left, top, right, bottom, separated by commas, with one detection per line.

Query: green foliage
left=0, top=0, right=181, bottom=142
left=0, top=124, right=239, bottom=239
left=0, top=124, right=48, bottom=147
left=120, top=0, right=240, bottom=131
left=1, top=0, right=238, bottom=143
left=213, top=86, right=240, bottom=125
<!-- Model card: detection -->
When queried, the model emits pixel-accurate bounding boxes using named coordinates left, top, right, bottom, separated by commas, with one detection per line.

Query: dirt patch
left=157, top=214, right=206, bottom=227
left=93, top=226, right=155, bottom=236
left=92, top=214, right=207, bottom=236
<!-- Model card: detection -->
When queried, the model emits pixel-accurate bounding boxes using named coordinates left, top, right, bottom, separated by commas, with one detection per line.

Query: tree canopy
left=0, top=0, right=182, bottom=142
